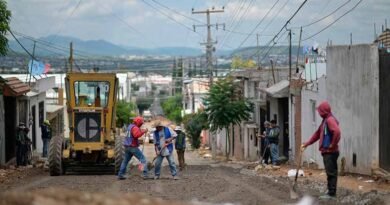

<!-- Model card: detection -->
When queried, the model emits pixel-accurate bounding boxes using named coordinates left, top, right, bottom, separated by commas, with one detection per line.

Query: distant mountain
left=8, top=35, right=298, bottom=58
left=8, top=35, right=205, bottom=57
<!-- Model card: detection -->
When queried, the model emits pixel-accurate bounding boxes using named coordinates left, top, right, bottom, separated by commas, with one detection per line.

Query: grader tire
left=114, top=135, right=125, bottom=174
left=48, top=136, right=63, bottom=176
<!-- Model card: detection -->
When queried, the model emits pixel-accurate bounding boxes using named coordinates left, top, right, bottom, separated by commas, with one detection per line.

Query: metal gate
left=379, top=49, right=390, bottom=172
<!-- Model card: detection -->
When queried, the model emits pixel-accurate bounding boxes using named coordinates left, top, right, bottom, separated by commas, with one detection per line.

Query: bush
left=116, top=101, right=137, bottom=127
left=183, top=111, right=208, bottom=149
left=136, top=97, right=153, bottom=114
left=161, top=95, right=182, bottom=124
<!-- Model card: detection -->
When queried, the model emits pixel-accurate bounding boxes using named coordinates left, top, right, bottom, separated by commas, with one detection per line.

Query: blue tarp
left=28, top=60, right=45, bottom=76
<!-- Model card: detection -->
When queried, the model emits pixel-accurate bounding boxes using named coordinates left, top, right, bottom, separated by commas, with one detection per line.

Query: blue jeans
left=270, top=143, right=279, bottom=165
left=42, top=138, right=50, bottom=158
left=154, top=153, right=177, bottom=177
left=118, top=147, right=148, bottom=178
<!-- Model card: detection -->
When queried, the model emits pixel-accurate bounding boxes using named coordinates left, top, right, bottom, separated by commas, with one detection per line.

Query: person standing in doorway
left=268, top=120, right=280, bottom=166
left=301, top=101, right=340, bottom=200
left=41, top=120, right=51, bottom=158
left=174, top=126, right=186, bottom=171
left=258, top=121, right=271, bottom=164
left=153, top=121, right=179, bottom=180
left=117, top=116, right=150, bottom=180
left=16, top=122, right=29, bottom=166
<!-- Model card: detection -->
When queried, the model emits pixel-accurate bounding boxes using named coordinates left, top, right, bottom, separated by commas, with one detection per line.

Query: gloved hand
left=300, top=144, right=306, bottom=152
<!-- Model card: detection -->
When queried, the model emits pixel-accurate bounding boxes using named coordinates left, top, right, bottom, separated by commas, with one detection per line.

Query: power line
left=218, top=0, right=248, bottom=49
left=236, top=0, right=282, bottom=49
left=300, top=0, right=352, bottom=28
left=140, top=0, right=199, bottom=34
left=251, top=0, right=291, bottom=45
left=49, top=0, right=83, bottom=44
left=248, top=0, right=309, bottom=60
left=303, top=0, right=363, bottom=41
left=151, top=0, right=203, bottom=24
left=7, top=29, right=36, bottom=60
left=12, top=30, right=91, bottom=57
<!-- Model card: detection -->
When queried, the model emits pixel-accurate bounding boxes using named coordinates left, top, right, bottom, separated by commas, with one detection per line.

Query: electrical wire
left=140, top=0, right=199, bottom=34
left=236, top=0, right=281, bottom=49
left=302, top=0, right=363, bottom=41
left=49, top=0, right=83, bottom=44
left=7, top=29, right=36, bottom=60
left=12, top=30, right=91, bottom=58
left=151, top=0, right=203, bottom=24
left=218, top=0, right=248, bottom=49
left=248, top=0, right=309, bottom=60
left=301, top=0, right=352, bottom=28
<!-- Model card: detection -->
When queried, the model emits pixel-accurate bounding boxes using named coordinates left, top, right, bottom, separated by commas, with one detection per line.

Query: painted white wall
left=327, top=44, right=380, bottom=175
left=301, top=77, right=327, bottom=168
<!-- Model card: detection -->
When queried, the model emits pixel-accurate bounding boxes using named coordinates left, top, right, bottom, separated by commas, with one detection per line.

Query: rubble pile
left=0, top=166, right=32, bottom=183
left=0, top=188, right=189, bottom=205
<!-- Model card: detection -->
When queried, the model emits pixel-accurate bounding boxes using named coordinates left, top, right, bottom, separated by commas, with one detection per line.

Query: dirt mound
left=0, top=188, right=189, bottom=205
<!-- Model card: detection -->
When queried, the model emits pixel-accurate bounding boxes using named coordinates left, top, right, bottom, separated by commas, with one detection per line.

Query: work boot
left=154, top=175, right=160, bottom=180
left=318, top=194, right=336, bottom=200
left=173, top=176, right=180, bottom=180
left=117, top=176, right=127, bottom=180
left=142, top=175, right=153, bottom=180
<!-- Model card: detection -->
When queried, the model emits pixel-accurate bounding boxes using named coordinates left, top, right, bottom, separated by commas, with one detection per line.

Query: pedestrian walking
left=41, top=120, right=51, bottom=158
left=174, top=126, right=186, bottom=171
left=117, top=116, right=150, bottom=180
left=16, top=122, right=29, bottom=166
left=153, top=121, right=179, bottom=180
left=301, top=101, right=340, bottom=200
left=258, top=121, right=271, bottom=164
left=268, top=120, right=280, bottom=166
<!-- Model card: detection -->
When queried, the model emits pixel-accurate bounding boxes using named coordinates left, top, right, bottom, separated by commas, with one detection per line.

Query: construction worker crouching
left=153, top=121, right=179, bottom=180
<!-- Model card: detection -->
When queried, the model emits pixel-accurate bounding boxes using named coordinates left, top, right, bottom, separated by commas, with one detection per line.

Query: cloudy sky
left=6, top=0, right=390, bottom=50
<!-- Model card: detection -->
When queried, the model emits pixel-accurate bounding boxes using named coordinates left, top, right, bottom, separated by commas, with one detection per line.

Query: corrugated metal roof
left=0, top=77, right=30, bottom=96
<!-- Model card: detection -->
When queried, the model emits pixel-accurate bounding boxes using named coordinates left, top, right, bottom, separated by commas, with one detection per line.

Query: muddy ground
left=0, top=145, right=389, bottom=205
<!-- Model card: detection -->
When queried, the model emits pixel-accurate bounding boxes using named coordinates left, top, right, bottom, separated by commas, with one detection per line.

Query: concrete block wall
left=327, top=44, right=380, bottom=175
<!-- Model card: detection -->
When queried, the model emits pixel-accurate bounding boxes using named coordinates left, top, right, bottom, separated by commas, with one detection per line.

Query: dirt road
left=0, top=144, right=388, bottom=205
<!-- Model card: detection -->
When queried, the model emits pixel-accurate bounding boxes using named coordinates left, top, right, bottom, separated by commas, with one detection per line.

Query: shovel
left=290, top=150, right=303, bottom=199
left=147, top=141, right=172, bottom=170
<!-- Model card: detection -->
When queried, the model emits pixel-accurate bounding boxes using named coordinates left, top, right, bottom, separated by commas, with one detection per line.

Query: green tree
left=203, top=77, right=254, bottom=159
left=231, top=56, right=256, bottom=69
left=161, top=94, right=182, bottom=124
left=116, top=101, right=137, bottom=127
left=136, top=97, right=153, bottom=114
left=131, top=83, right=139, bottom=92
left=183, top=111, right=209, bottom=149
left=0, top=0, right=11, bottom=56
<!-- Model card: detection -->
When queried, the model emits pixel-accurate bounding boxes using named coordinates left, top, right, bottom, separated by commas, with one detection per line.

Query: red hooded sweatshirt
left=304, top=101, right=341, bottom=153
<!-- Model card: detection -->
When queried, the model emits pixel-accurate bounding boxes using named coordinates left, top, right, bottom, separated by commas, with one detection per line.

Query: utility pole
left=256, top=33, right=260, bottom=69
left=28, top=41, right=36, bottom=85
left=69, top=42, right=73, bottom=73
left=192, top=7, right=224, bottom=85
left=296, top=27, right=302, bottom=74
left=288, top=29, right=292, bottom=82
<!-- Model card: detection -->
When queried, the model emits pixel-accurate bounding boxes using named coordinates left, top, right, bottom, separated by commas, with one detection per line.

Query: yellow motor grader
left=48, top=73, right=124, bottom=175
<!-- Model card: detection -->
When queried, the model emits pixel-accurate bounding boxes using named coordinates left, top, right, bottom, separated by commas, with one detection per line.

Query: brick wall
left=294, top=95, right=302, bottom=163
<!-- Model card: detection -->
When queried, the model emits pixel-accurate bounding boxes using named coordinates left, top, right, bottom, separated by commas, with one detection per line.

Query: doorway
left=32, top=106, right=36, bottom=150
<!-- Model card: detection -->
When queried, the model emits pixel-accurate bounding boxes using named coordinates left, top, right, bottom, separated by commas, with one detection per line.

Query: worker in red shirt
left=118, top=116, right=150, bottom=180
left=301, top=101, right=341, bottom=200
